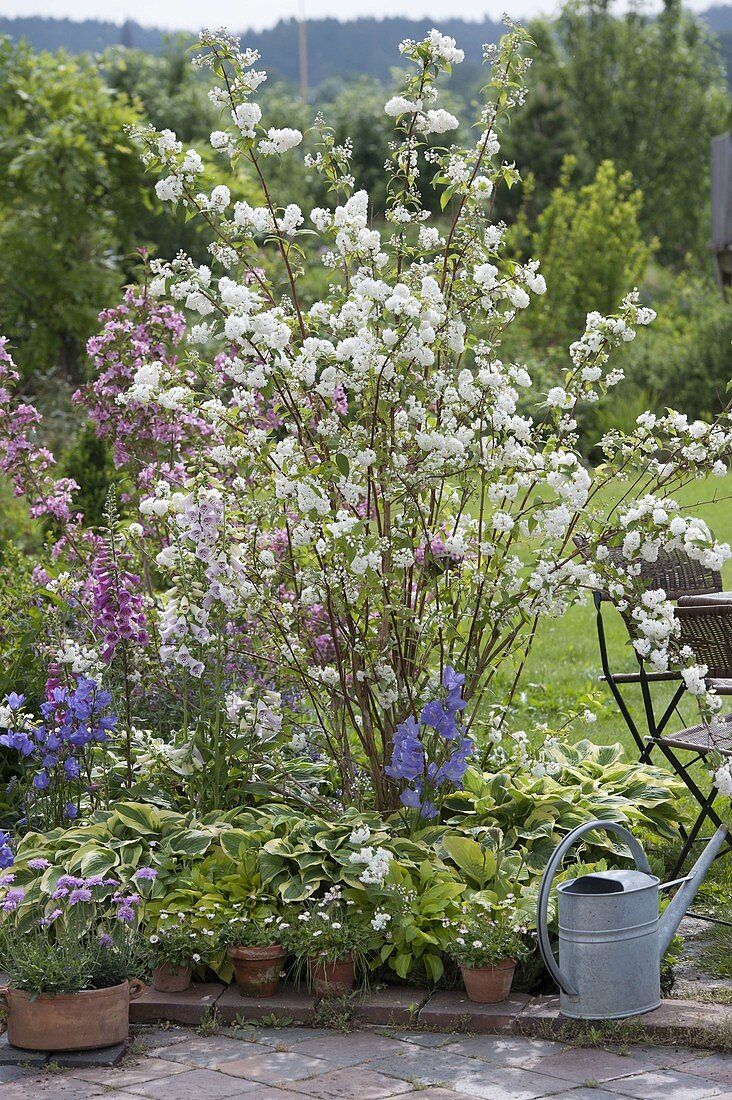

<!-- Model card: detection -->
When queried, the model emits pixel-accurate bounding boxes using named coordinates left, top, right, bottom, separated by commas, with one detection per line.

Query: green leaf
left=112, top=803, right=160, bottom=836
left=219, top=829, right=256, bottom=860
left=442, top=835, right=497, bottom=889
left=164, top=829, right=213, bottom=858
left=335, top=453, right=350, bottom=478
left=80, top=847, right=118, bottom=878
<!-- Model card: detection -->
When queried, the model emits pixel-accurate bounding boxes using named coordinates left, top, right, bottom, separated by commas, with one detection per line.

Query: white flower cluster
left=349, top=846, right=392, bottom=886
left=56, top=639, right=104, bottom=681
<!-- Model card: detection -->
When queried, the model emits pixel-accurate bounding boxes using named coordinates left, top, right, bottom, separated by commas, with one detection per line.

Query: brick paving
left=1, top=1025, right=731, bottom=1099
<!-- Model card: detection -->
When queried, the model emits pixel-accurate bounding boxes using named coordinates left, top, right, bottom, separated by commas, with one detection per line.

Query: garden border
left=125, top=982, right=732, bottom=1047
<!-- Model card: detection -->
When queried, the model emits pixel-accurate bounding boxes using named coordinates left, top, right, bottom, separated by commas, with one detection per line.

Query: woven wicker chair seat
left=574, top=536, right=723, bottom=602
left=661, top=713, right=732, bottom=756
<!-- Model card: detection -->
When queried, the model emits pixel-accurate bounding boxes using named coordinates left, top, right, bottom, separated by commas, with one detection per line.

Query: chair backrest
left=574, top=536, right=723, bottom=602
left=675, top=603, right=732, bottom=679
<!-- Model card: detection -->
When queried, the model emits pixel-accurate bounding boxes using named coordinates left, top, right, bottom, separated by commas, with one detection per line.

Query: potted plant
left=147, top=914, right=210, bottom=992
left=290, top=889, right=374, bottom=997
left=0, top=869, right=144, bottom=1050
left=446, top=897, right=531, bottom=1004
left=220, top=912, right=292, bottom=998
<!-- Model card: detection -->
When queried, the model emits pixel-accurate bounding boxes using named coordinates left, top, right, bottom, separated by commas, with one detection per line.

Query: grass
left=699, top=926, right=732, bottom=981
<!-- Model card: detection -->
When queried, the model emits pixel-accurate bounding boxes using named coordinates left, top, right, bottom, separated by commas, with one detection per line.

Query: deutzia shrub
left=73, top=24, right=732, bottom=812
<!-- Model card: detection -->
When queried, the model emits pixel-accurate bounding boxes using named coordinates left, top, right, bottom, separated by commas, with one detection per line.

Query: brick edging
left=129, top=982, right=732, bottom=1048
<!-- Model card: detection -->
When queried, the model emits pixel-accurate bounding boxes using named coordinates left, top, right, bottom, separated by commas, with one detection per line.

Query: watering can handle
left=536, top=819, right=653, bottom=997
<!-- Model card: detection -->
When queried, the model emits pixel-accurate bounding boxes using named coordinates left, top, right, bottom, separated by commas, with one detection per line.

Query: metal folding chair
left=655, top=601, right=732, bottom=876
left=575, top=538, right=724, bottom=756
left=576, top=539, right=732, bottom=880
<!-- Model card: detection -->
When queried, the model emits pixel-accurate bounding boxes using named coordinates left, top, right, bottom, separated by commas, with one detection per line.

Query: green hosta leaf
left=67, top=841, right=111, bottom=874
left=164, top=830, right=213, bottom=858
left=258, top=851, right=287, bottom=885
left=79, top=847, right=118, bottom=879
left=278, top=875, right=318, bottom=902
left=393, top=951, right=411, bottom=979
left=112, top=802, right=161, bottom=836
left=423, top=952, right=444, bottom=983
left=219, top=829, right=257, bottom=860
left=441, top=835, right=497, bottom=889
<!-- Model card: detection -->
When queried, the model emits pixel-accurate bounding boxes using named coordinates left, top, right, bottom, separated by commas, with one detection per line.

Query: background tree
left=0, top=39, right=144, bottom=381
left=511, top=157, right=653, bottom=351
left=551, top=0, right=729, bottom=261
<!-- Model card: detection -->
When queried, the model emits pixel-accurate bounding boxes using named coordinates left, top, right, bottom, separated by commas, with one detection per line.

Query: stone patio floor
left=2, top=1024, right=732, bottom=1099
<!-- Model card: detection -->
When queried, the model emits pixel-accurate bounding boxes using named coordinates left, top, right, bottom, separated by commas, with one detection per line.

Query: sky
left=3, top=0, right=712, bottom=31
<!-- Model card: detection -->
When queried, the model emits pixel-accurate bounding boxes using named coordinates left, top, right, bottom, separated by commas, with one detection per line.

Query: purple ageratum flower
left=27, top=858, right=51, bottom=870
left=116, top=905, right=135, bottom=923
left=98, top=932, right=113, bottom=947
left=134, top=867, right=157, bottom=880
left=1, top=887, right=25, bottom=911
left=57, top=874, right=85, bottom=890
left=384, top=716, right=425, bottom=782
left=68, top=887, right=93, bottom=905
left=39, top=907, right=63, bottom=926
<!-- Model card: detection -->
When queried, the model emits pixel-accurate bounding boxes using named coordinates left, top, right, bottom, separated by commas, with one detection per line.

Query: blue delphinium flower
left=0, top=830, right=13, bottom=869
left=385, top=667, right=473, bottom=822
left=384, top=716, right=424, bottom=782
left=1, top=679, right=118, bottom=829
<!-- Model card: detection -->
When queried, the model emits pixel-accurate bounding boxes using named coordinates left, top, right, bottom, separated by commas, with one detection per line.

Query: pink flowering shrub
left=74, top=289, right=205, bottom=489
left=0, top=337, right=80, bottom=525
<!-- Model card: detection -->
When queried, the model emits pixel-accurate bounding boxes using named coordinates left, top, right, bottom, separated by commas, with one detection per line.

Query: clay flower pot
left=0, top=979, right=145, bottom=1051
left=309, top=954, right=355, bottom=997
left=460, top=958, right=515, bottom=1004
left=152, top=961, right=192, bottom=993
left=228, top=944, right=286, bottom=997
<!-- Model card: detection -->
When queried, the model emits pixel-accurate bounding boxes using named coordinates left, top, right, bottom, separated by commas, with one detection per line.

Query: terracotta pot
left=228, top=944, right=286, bottom=997
left=460, top=958, right=515, bottom=1004
left=309, top=954, right=355, bottom=997
left=0, top=979, right=145, bottom=1051
left=152, top=962, right=192, bottom=993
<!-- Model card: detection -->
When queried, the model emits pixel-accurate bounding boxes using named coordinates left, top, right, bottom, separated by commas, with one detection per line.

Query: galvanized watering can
left=536, top=819, right=729, bottom=1020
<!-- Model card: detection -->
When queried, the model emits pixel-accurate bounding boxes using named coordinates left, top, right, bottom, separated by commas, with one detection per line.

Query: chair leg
left=669, top=784, right=724, bottom=878
left=595, top=601, right=647, bottom=756
left=655, top=683, right=687, bottom=738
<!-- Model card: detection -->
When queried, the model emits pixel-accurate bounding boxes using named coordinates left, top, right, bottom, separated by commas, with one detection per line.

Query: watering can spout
left=657, top=825, right=729, bottom=959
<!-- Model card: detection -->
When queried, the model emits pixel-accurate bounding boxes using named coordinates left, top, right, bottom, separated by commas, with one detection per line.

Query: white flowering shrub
left=100, top=24, right=732, bottom=811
